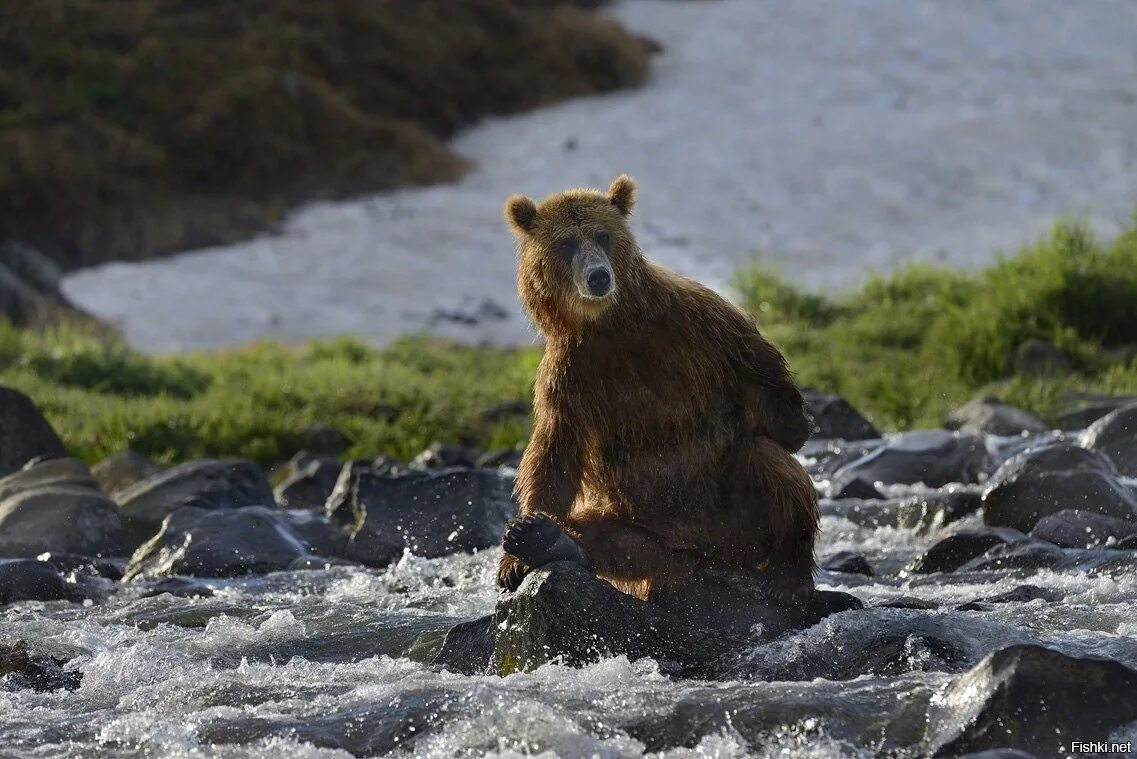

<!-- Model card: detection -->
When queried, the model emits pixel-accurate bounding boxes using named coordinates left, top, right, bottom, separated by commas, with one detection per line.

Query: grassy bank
left=0, top=0, right=651, bottom=269
left=2, top=217, right=1136, bottom=465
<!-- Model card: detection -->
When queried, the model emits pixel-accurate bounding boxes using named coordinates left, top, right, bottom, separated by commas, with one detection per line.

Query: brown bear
left=498, top=175, right=818, bottom=602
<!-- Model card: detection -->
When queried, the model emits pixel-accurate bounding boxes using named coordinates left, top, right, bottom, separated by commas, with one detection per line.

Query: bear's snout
left=586, top=267, right=612, bottom=297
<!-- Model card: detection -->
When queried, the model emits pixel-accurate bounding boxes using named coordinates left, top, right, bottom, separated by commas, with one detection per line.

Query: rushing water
left=4, top=451, right=1137, bottom=757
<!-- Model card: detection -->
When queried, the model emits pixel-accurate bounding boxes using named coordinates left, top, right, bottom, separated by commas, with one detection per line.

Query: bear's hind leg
left=502, top=514, right=587, bottom=568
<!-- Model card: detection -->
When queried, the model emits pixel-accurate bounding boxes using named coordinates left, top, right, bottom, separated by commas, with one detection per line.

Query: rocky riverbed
left=3, top=387, right=1137, bottom=757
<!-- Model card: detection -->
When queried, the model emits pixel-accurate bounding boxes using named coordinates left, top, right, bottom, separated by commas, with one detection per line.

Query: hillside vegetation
left=0, top=0, right=651, bottom=269
left=2, top=217, right=1136, bottom=465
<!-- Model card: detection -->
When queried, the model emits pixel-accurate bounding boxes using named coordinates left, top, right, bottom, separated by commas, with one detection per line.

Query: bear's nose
left=586, top=268, right=612, bottom=297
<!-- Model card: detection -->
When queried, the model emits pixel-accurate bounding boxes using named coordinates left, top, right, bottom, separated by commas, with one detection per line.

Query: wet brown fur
left=499, top=175, right=819, bottom=601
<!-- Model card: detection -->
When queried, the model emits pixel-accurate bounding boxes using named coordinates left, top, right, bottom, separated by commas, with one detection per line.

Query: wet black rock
left=982, top=443, right=1137, bottom=532
left=0, top=640, right=81, bottom=692
left=276, top=508, right=349, bottom=559
left=1052, top=391, right=1137, bottom=431
left=0, top=559, right=69, bottom=604
left=945, top=396, right=1047, bottom=437
left=831, top=430, right=989, bottom=488
left=0, top=458, right=125, bottom=559
left=326, top=465, right=516, bottom=567
left=985, top=584, right=1063, bottom=604
left=115, top=459, right=276, bottom=549
left=821, top=551, right=874, bottom=576
left=431, top=615, right=495, bottom=675
left=904, top=529, right=1024, bottom=574
left=1030, top=508, right=1137, bottom=549
left=958, top=540, right=1073, bottom=573
left=410, top=442, right=481, bottom=470
left=1079, top=402, right=1137, bottom=476
left=90, top=451, right=164, bottom=498
left=139, top=577, right=216, bottom=599
left=0, top=386, right=67, bottom=478
left=875, top=596, right=940, bottom=610
left=124, top=506, right=312, bottom=580
left=803, top=391, right=880, bottom=441
left=926, top=644, right=1137, bottom=757
left=475, top=449, right=524, bottom=469
left=493, top=563, right=862, bottom=677
left=896, top=489, right=983, bottom=532
left=38, top=554, right=125, bottom=581
left=273, top=452, right=342, bottom=509
left=829, top=476, right=884, bottom=500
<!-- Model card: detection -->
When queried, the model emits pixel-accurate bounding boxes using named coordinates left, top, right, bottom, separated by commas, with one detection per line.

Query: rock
left=925, top=644, right=1137, bottom=756
left=431, top=615, right=495, bottom=675
left=0, top=640, right=81, bottom=692
left=820, top=551, right=874, bottom=576
left=0, top=459, right=125, bottom=558
left=1118, top=534, right=1137, bottom=550
left=984, top=584, right=1063, bottom=604
left=492, top=563, right=862, bottom=677
left=831, top=430, right=989, bottom=488
left=273, top=453, right=342, bottom=509
left=982, top=443, right=1137, bottom=532
left=1012, top=338, right=1069, bottom=377
left=896, top=489, right=983, bottom=531
left=801, top=438, right=884, bottom=479
left=875, top=596, right=940, bottom=610
left=90, top=451, right=164, bottom=497
left=294, top=424, right=350, bottom=456
left=803, top=391, right=880, bottom=441
left=904, top=529, right=1024, bottom=574
left=475, top=449, right=524, bottom=469
left=410, top=442, right=480, bottom=470
left=123, top=506, right=311, bottom=580
left=285, top=556, right=358, bottom=571
left=276, top=509, right=348, bottom=559
left=944, top=396, right=1047, bottom=437
left=829, top=476, right=884, bottom=500
left=115, top=459, right=275, bottom=549
left=1030, top=509, right=1137, bottom=548
left=139, top=577, right=216, bottom=599
left=1052, top=391, right=1137, bottom=431
left=0, top=387, right=67, bottom=478
left=0, top=241, right=63, bottom=293
left=0, top=559, right=69, bottom=604
left=0, top=262, right=42, bottom=325
left=958, top=540, right=1072, bottom=572
left=1079, top=402, right=1137, bottom=476
left=38, top=554, right=125, bottom=581
left=325, top=465, right=516, bottom=567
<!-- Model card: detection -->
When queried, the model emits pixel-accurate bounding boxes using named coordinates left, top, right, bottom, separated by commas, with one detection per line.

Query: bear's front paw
left=497, top=552, right=531, bottom=592
left=502, top=513, right=586, bottom=568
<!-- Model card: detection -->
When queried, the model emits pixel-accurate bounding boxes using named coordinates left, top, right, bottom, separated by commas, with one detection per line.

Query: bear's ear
left=607, top=174, right=636, bottom=217
left=504, top=194, right=538, bottom=235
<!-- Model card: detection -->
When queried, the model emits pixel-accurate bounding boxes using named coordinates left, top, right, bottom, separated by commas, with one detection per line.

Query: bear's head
left=504, top=175, right=642, bottom=334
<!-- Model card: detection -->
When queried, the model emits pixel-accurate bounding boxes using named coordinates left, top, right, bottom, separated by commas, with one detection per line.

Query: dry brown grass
left=0, top=0, right=652, bottom=268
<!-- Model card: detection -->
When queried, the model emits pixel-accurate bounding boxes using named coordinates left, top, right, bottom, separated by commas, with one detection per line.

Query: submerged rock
left=831, top=430, right=989, bottom=488
left=1079, top=402, right=1137, bottom=476
left=326, top=465, right=515, bottom=566
left=925, top=644, right=1137, bottom=756
left=0, top=458, right=125, bottom=559
left=1030, top=508, right=1137, bottom=548
left=944, top=396, right=1047, bottom=437
left=124, top=505, right=311, bottom=580
left=492, top=563, right=862, bottom=677
left=820, top=551, right=874, bottom=576
left=115, top=459, right=276, bottom=549
left=803, top=391, right=879, bottom=441
left=982, top=443, right=1137, bottom=532
left=0, top=559, right=69, bottom=604
left=0, top=640, right=81, bottom=692
left=0, top=386, right=66, bottom=478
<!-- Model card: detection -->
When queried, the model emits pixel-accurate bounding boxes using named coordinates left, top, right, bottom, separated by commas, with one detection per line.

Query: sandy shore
left=63, top=0, right=1137, bottom=352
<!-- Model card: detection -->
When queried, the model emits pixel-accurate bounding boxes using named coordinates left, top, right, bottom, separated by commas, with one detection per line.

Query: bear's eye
left=595, top=231, right=610, bottom=249
left=553, top=237, right=577, bottom=259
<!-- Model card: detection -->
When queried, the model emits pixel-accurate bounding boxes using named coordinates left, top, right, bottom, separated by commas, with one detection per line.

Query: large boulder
left=830, top=430, right=989, bottom=488
left=123, top=505, right=312, bottom=580
left=0, top=458, right=125, bottom=558
left=904, top=529, right=1025, bottom=575
left=90, top=451, right=164, bottom=497
left=925, top=644, right=1137, bottom=756
left=982, top=443, right=1137, bottom=532
left=944, top=396, right=1047, bottom=437
left=1079, top=402, right=1137, bottom=476
left=1030, top=509, right=1137, bottom=549
left=115, top=459, right=275, bottom=549
left=492, top=562, right=862, bottom=678
left=803, top=391, right=879, bottom=441
left=0, top=387, right=67, bottom=478
left=325, top=465, right=516, bottom=566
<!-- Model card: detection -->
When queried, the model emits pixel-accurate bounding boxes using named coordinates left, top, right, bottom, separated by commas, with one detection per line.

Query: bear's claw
left=502, top=513, right=587, bottom=568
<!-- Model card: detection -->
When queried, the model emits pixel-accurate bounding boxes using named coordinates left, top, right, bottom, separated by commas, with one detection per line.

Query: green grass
left=3, top=216, right=1137, bottom=466
left=735, top=215, right=1137, bottom=430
